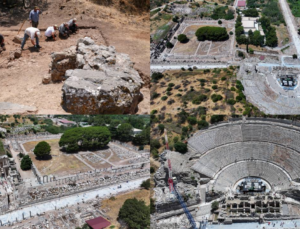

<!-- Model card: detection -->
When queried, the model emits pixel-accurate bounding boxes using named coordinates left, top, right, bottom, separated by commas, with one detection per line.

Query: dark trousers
left=69, top=24, right=78, bottom=33
left=32, top=21, right=39, bottom=28
left=1, top=42, right=6, bottom=51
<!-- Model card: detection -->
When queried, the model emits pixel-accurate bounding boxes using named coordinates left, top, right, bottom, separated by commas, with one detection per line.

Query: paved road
left=278, top=0, right=300, bottom=57
left=151, top=64, right=229, bottom=71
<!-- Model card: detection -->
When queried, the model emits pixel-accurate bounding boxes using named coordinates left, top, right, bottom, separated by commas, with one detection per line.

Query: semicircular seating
left=188, top=121, right=300, bottom=186
left=214, top=161, right=291, bottom=191
left=191, top=142, right=300, bottom=180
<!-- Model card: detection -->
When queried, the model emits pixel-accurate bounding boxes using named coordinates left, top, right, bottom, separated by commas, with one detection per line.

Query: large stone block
left=62, top=69, right=143, bottom=114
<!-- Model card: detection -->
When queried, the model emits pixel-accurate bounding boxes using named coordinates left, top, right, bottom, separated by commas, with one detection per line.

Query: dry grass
left=23, top=139, right=90, bottom=176
left=101, top=189, right=150, bottom=228
left=276, top=24, right=290, bottom=47
left=151, top=68, right=243, bottom=115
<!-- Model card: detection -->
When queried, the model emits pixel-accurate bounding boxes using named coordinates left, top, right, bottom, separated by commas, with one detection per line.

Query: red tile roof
left=86, top=216, right=111, bottom=229
left=237, top=1, right=246, bottom=6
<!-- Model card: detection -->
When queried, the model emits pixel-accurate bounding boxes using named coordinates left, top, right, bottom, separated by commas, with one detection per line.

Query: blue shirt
left=29, top=10, right=42, bottom=22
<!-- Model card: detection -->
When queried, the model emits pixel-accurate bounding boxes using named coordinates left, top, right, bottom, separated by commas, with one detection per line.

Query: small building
left=86, top=216, right=111, bottom=229
left=56, top=119, right=76, bottom=127
left=237, top=0, right=246, bottom=9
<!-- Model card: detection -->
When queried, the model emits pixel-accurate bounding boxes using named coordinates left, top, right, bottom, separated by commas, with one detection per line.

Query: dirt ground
left=23, top=139, right=90, bottom=176
left=151, top=68, right=244, bottom=115
left=101, top=189, right=150, bottom=228
left=0, top=0, right=150, bottom=114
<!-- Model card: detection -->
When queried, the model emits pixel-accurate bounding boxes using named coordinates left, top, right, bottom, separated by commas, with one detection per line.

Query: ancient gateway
left=152, top=118, right=300, bottom=228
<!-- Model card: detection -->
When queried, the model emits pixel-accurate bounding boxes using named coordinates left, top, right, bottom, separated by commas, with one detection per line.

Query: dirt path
left=0, top=0, right=150, bottom=114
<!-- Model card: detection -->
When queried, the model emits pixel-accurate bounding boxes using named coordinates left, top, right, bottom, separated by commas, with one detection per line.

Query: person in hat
left=59, top=22, right=70, bottom=38
left=0, top=34, right=6, bottom=53
left=29, top=6, right=42, bottom=28
left=45, top=25, right=58, bottom=41
left=68, top=18, right=78, bottom=34
left=21, top=27, right=41, bottom=50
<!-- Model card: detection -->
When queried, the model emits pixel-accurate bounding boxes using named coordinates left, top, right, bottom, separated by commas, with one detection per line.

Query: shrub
left=221, top=76, right=226, bottom=81
left=150, top=167, right=155, bottom=173
left=211, top=94, right=223, bottom=102
left=230, top=87, right=236, bottom=91
left=140, top=179, right=150, bottom=190
left=187, top=116, right=197, bottom=125
left=227, top=99, right=236, bottom=105
left=166, top=42, right=174, bottom=49
left=198, top=120, right=209, bottom=129
left=218, top=20, right=222, bottom=24
left=211, top=115, right=225, bottom=124
left=212, top=85, right=218, bottom=90
left=161, top=96, right=168, bottom=101
left=151, top=72, right=164, bottom=81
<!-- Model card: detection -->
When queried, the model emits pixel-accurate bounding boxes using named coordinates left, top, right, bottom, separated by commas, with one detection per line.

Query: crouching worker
left=59, top=23, right=69, bottom=38
left=45, top=25, right=58, bottom=41
left=0, top=34, right=6, bottom=52
left=21, top=27, right=41, bottom=50
left=68, top=18, right=78, bottom=34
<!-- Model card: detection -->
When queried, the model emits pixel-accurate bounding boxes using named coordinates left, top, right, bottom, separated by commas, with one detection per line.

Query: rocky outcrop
left=50, top=46, right=77, bottom=82
left=47, top=37, right=144, bottom=114
left=62, top=69, right=143, bottom=114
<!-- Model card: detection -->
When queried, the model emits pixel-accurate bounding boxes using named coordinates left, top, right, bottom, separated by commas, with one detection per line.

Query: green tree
left=158, top=124, right=165, bottom=133
left=178, top=34, right=188, bottom=43
left=133, top=127, right=150, bottom=146
left=118, top=198, right=150, bottom=229
left=174, top=142, right=188, bottom=154
left=33, top=141, right=51, bottom=159
left=211, top=201, right=219, bottom=212
left=20, top=155, right=32, bottom=170
left=117, top=123, right=133, bottom=142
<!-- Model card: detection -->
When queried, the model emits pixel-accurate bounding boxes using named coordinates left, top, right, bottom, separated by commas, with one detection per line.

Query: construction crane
left=164, top=129, right=198, bottom=229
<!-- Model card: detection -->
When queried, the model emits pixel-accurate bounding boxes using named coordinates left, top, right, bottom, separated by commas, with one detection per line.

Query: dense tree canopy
left=132, top=127, right=150, bottom=146
left=118, top=198, right=150, bottom=229
left=195, top=26, right=229, bottom=41
left=33, top=141, right=51, bottom=159
left=59, top=127, right=111, bottom=152
left=243, top=8, right=258, bottom=17
left=117, top=123, right=133, bottom=142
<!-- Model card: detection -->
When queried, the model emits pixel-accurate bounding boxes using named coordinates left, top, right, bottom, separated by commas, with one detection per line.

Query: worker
left=21, top=27, right=41, bottom=50
left=45, top=25, right=58, bottom=41
left=29, top=6, right=42, bottom=28
left=0, top=34, right=6, bottom=52
left=59, top=22, right=69, bottom=38
left=68, top=18, right=78, bottom=34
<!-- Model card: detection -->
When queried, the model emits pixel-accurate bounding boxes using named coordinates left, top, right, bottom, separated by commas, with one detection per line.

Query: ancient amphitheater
left=152, top=118, right=300, bottom=228
left=238, top=62, right=300, bottom=114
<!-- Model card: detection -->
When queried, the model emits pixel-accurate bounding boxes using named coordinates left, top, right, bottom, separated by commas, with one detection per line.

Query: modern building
left=242, top=17, right=265, bottom=36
